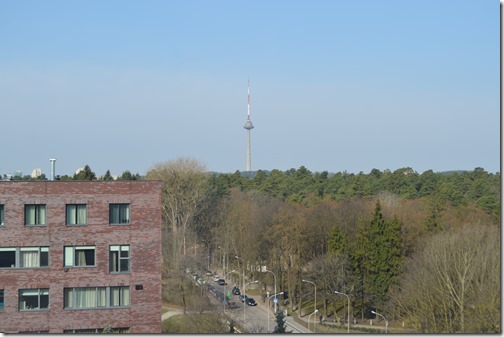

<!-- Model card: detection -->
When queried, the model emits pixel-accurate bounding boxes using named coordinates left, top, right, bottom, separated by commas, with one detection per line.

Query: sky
left=0, top=0, right=500, bottom=177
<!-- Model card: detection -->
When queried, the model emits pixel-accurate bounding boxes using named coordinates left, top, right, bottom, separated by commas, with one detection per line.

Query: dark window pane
left=120, top=259, right=129, bottom=272
left=0, top=251, right=16, bottom=268
left=40, top=251, right=49, bottom=267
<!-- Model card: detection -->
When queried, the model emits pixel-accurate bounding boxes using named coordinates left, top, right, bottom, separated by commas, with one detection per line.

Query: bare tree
left=392, top=224, right=500, bottom=333
left=146, top=157, right=209, bottom=260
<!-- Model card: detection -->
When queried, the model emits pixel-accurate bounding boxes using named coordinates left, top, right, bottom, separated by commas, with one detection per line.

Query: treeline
left=214, top=166, right=500, bottom=220
left=146, top=159, right=500, bottom=333
left=3, top=165, right=141, bottom=181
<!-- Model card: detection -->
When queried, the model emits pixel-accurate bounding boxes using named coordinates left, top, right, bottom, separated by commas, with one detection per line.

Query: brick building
left=0, top=181, right=163, bottom=333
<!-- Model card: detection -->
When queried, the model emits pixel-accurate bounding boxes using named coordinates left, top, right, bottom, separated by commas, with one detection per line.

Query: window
left=63, top=328, right=129, bottom=333
left=0, top=248, right=15, bottom=268
left=64, top=286, right=130, bottom=309
left=66, top=204, right=87, bottom=225
left=0, top=247, right=49, bottom=268
left=110, top=286, right=130, bottom=307
left=109, top=204, right=130, bottom=224
left=110, top=245, right=130, bottom=273
left=25, top=205, right=46, bottom=226
left=20, top=247, right=49, bottom=267
left=0, top=205, right=4, bottom=226
left=19, top=288, right=49, bottom=310
left=18, top=331, right=50, bottom=334
left=0, top=289, right=4, bottom=311
left=64, top=246, right=95, bottom=267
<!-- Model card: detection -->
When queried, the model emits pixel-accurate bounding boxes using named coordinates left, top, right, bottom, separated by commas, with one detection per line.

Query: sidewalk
left=254, top=294, right=307, bottom=333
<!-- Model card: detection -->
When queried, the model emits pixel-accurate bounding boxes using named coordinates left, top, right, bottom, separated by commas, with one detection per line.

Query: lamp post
left=218, top=245, right=226, bottom=275
left=302, top=279, right=317, bottom=317
left=267, top=291, right=284, bottom=332
left=243, top=280, right=259, bottom=324
left=235, top=256, right=245, bottom=293
left=371, top=310, right=388, bottom=333
left=308, top=309, right=319, bottom=332
left=335, top=290, right=350, bottom=333
left=265, top=269, right=277, bottom=313
left=223, top=270, right=237, bottom=312
left=235, top=256, right=246, bottom=325
left=201, top=239, right=210, bottom=271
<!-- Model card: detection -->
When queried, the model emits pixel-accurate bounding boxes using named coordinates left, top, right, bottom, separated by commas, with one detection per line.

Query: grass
left=162, top=313, right=229, bottom=333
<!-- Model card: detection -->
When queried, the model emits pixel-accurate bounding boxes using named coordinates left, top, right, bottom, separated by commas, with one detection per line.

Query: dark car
left=239, top=294, right=248, bottom=302
left=245, top=297, right=257, bottom=306
left=232, top=287, right=240, bottom=295
left=218, top=279, right=226, bottom=286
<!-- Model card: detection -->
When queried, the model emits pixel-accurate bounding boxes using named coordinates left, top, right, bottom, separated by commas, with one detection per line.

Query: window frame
left=64, top=246, right=96, bottom=267
left=64, top=286, right=130, bottom=310
left=65, top=204, right=87, bottom=226
left=0, top=289, right=4, bottom=311
left=24, top=204, right=47, bottom=226
left=63, top=328, right=129, bottom=333
left=0, top=205, right=4, bottom=226
left=109, top=203, right=130, bottom=225
left=109, top=245, right=130, bottom=273
left=19, top=288, right=49, bottom=311
left=0, top=247, right=49, bottom=269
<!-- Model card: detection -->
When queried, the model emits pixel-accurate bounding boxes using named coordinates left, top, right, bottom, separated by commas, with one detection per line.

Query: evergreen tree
left=327, top=225, right=348, bottom=257
left=102, top=170, right=114, bottom=181
left=349, top=219, right=370, bottom=320
left=119, top=170, right=139, bottom=180
left=273, top=310, right=288, bottom=333
left=74, top=165, right=96, bottom=180
left=366, top=201, right=403, bottom=307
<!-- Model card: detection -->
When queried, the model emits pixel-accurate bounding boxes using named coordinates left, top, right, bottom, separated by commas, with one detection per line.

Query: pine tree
left=367, top=201, right=403, bottom=307
left=349, top=219, right=370, bottom=320
left=74, top=165, right=96, bottom=180
left=102, top=170, right=114, bottom=181
left=328, top=225, right=348, bottom=257
left=273, top=310, right=288, bottom=333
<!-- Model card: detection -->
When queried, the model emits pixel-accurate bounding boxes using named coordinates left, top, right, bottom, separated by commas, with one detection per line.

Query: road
left=206, top=279, right=306, bottom=333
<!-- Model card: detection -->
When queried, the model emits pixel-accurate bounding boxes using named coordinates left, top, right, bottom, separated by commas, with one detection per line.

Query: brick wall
left=0, top=181, right=162, bottom=333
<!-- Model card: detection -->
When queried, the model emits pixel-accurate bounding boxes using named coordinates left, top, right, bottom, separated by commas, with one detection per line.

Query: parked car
left=245, top=297, right=257, bottom=306
left=239, top=294, right=248, bottom=302
left=232, top=286, right=240, bottom=295
left=218, top=279, right=226, bottom=286
left=205, top=270, right=213, bottom=276
left=213, top=275, right=220, bottom=282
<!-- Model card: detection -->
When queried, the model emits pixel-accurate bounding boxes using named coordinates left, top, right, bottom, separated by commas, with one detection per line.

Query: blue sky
left=0, top=0, right=500, bottom=177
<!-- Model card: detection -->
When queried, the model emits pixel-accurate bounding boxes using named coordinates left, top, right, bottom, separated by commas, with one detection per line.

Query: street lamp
left=371, top=310, right=388, bottom=333
left=265, top=269, right=277, bottom=313
left=308, top=309, right=319, bottom=331
left=335, top=290, right=350, bottom=333
left=218, top=245, right=226, bottom=274
left=302, top=279, right=317, bottom=317
left=243, top=280, right=259, bottom=324
left=235, top=256, right=245, bottom=292
left=235, top=256, right=246, bottom=324
left=267, top=291, right=284, bottom=332
left=223, top=270, right=237, bottom=312
left=201, top=239, right=210, bottom=271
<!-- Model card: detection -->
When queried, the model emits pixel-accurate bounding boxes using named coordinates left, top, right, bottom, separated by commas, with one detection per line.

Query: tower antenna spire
left=243, top=80, right=254, bottom=172
left=247, top=79, right=251, bottom=119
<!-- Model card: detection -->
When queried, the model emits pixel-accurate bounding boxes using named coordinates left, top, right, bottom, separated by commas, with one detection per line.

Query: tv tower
left=243, top=80, right=254, bottom=172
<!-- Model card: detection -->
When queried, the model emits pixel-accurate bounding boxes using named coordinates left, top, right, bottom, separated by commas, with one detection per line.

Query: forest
left=145, top=159, right=500, bottom=333
left=10, top=160, right=499, bottom=332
